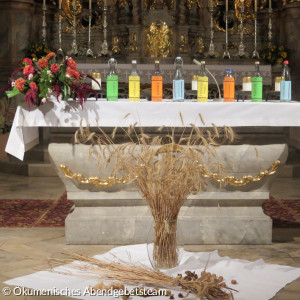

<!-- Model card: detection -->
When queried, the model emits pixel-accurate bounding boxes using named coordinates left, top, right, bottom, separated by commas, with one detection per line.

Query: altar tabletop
left=5, top=100, right=300, bottom=160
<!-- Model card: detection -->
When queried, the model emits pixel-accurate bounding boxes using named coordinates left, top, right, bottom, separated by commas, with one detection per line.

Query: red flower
left=46, top=52, right=56, bottom=60
left=38, top=58, right=48, bottom=69
left=67, top=66, right=80, bottom=83
left=22, top=58, right=33, bottom=65
left=29, top=82, right=38, bottom=92
left=50, top=63, right=60, bottom=74
left=15, top=78, right=26, bottom=92
left=67, top=58, right=77, bottom=70
left=23, top=65, right=35, bottom=77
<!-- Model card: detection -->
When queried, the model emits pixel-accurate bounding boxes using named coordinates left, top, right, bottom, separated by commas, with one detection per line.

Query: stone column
left=0, top=0, right=35, bottom=89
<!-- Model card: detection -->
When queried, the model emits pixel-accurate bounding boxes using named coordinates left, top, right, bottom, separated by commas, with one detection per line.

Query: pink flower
left=41, top=98, right=47, bottom=103
left=15, top=78, right=26, bottom=91
left=50, top=63, right=60, bottom=74
left=23, top=58, right=33, bottom=65
left=29, top=82, right=38, bottom=92
left=23, top=65, right=35, bottom=77
left=28, top=74, right=33, bottom=80
left=48, top=88, right=53, bottom=93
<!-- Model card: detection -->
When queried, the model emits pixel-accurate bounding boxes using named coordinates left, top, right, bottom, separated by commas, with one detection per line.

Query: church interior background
left=0, top=1, right=300, bottom=299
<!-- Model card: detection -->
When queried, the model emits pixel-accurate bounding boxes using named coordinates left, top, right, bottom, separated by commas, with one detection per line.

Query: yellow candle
left=59, top=0, right=61, bottom=9
left=254, top=0, right=257, bottom=12
left=269, top=0, right=272, bottom=9
left=73, top=0, right=76, bottom=9
left=226, top=0, right=228, bottom=12
left=43, top=0, right=46, bottom=8
left=89, top=0, right=92, bottom=9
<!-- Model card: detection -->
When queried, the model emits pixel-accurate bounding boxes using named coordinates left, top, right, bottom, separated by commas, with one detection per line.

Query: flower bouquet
left=2, top=53, right=99, bottom=108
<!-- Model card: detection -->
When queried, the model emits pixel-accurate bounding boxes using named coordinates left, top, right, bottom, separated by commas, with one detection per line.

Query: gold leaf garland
left=60, top=159, right=280, bottom=188
left=59, top=164, right=129, bottom=187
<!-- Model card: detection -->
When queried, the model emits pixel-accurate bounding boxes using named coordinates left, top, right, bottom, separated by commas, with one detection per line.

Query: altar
left=6, top=100, right=300, bottom=245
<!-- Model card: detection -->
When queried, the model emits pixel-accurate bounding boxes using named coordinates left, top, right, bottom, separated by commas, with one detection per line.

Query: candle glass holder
left=57, top=8, right=64, bottom=58
left=86, top=8, right=94, bottom=58
left=42, top=3, right=47, bottom=46
left=205, top=5, right=219, bottom=58
left=98, top=4, right=110, bottom=56
left=69, top=2, right=79, bottom=56
left=223, top=11, right=231, bottom=59
left=252, top=12, right=260, bottom=59
left=238, top=4, right=248, bottom=58
left=268, top=8, right=273, bottom=48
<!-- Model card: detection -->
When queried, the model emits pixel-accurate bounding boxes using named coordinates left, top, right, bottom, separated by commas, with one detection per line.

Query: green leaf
left=6, top=87, right=22, bottom=98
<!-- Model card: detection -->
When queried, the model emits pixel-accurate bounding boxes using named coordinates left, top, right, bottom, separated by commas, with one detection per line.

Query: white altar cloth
left=6, top=99, right=300, bottom=160
left=4, top=244, right=300, bottom=300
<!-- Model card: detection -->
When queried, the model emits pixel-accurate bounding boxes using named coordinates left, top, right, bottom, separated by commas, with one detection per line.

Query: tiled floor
left=0, top=173, right=300, bottom=299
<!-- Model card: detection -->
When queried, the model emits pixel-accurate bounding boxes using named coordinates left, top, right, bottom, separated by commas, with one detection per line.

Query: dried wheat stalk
left=74, top=123, right=235, bottom=269
left=50, top=250, right=236, bottom=300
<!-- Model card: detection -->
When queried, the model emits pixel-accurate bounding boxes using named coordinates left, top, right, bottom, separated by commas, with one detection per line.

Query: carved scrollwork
left=61, top=0, right=102, bottom=34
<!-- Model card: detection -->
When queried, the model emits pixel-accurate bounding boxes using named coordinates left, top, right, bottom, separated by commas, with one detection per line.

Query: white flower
left=66, top=74, right=70, bottom=78
left=47, top=70, right=51, bottom=74
left=41, top=98, right=47, bottom=103
left=11, top=81, right=15, bottom=87
left=28, top=74, right=33, bottom=80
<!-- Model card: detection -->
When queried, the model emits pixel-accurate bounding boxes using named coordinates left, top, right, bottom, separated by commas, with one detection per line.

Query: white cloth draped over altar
left=5, top=99, right=300, bottom=160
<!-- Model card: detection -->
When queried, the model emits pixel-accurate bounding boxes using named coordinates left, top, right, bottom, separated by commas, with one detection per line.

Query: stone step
left=0, top=160, right=57, bottom=177
left=28, top=163, right=57, bottom=177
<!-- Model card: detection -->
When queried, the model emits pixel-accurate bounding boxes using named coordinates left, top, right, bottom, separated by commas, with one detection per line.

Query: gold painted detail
left=60, top=164, right=128, bottom=187
left=199, top=160, right=280, bottom=186
left=144, top=22, right=172, bottom=57
left=60, top=158, right=280, bottom=188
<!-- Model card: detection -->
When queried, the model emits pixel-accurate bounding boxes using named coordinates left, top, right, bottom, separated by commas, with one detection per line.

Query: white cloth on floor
left=4, top=244, right=300, bottom=300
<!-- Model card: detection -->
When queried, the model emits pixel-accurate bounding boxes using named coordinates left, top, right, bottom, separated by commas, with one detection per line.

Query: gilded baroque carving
left=144, top=22, right=172, bottom=57
left=112, top=35, right=121, bottom=54
left=186, top=0, right=201, bottom=9
left=179, top=34, right=189, bottom=54
left=127, top=33, right=138, bottom=53
left=61, top=0, right=102, bottom=33
left=144, top=0, right=174, bottom=10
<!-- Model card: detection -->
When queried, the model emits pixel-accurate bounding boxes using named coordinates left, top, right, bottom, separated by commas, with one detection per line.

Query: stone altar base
left=48, top=144, right=288, bottom=245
